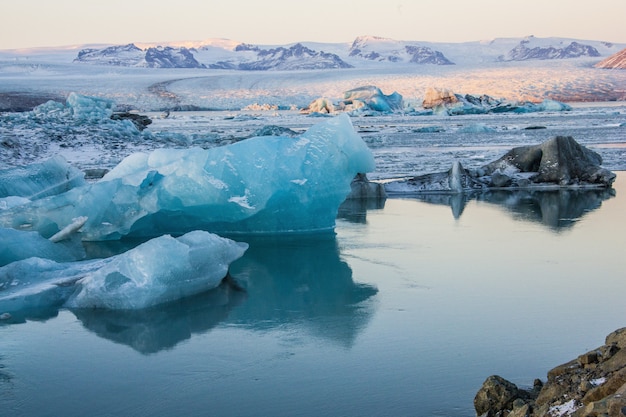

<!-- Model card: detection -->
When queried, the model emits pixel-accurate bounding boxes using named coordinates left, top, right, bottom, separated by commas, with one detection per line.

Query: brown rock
left=475, top=375, right=525, bottom=416
left=607, top=328, right=626, bottom=349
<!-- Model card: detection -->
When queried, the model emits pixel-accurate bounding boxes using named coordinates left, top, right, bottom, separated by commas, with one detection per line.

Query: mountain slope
left=210, top=43, right=352, bottom=70
left=595, top=48, right=626, bottom=69
left=64, top=35, right=626, bottom=71
left=500, top=37, right=601, bottom=61
left=348, top=35, right=454, bottom=64
left=74, top=44, right=205, bottom=68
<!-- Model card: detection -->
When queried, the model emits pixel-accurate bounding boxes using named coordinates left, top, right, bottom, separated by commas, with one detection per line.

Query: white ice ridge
left=0, top=231, right=248, bottom=311
left=0, top=114, right=375, bottom=240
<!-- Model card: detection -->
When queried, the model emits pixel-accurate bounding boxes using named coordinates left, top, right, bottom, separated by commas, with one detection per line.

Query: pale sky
left=2, top=0, right=626, bottom=50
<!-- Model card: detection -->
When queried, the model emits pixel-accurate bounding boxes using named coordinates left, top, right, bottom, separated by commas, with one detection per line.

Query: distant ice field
left=143, top=104, right=626, bottom=181
left=1, top=103, right=625, bottom=182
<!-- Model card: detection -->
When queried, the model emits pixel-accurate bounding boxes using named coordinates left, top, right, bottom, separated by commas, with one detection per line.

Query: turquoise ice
left=0, top=114, right=375, bottom=240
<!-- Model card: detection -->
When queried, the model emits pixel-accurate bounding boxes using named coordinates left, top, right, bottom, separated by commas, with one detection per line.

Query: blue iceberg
left=0, top=156, right=86, bottom=200
left=0, top=227, right=86, bottom=266
left=0, top=114, right=375, bottom=240
left=0, top=231, right=248, bottom=313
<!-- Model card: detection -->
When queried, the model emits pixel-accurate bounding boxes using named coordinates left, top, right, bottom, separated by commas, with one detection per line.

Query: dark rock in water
left=83, top=168, right=109, bottom=180
left=490, top=171, right=513, bottom=187
left=384, top=161, right=487, bottom=195
left=482, top=136, right=615, bottom=187
left=110, top=112, right=152, bottom=131
left=475, top=327, right=626, bottom=417
left=474, top=375, right=537, bottom=417
left=384, top=136, right=616, bottom=195
left=345, top=173, right=387, bottom=200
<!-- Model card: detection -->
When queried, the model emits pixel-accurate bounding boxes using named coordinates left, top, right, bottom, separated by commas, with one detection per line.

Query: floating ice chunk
left=458, top=123, right=496, bottom=133
left=65, top=231, right=248, bottom=309
left=0, top=231, right=248, bottom=312
left=0, top=257, right=81, bottom=314
left=0, top=156, right=86, bottom=200
left=448, top=161, right=464, bottom=193
left=537, top=99, right=572, bottom=112
left=303, top=86, right=403, bottom=114
left=49, top=216, right=88, bottom=243
left=0, top=227, right=86, bottom=266
left=66, top=92, right=115, bottom=121
left=343, top=86, right=403, bottom=113
left=0, top=114, right=375, bottom=239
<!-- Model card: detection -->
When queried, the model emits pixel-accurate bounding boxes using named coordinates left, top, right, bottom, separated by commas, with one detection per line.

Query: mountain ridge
left=62, top=35, right=626, bottom=70
left=595, top=48, right=626, bottom=69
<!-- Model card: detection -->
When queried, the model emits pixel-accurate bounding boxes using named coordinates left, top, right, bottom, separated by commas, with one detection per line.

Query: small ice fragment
left=49, top=216, right=88, bottom=243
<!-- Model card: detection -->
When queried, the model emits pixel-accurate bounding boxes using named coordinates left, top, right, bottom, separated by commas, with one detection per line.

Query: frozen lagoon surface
left=1, top=104, right=626, bottom=416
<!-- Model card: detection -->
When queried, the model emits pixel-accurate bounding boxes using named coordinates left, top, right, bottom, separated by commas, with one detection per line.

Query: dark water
left=1, top=174, right=626, bottom=417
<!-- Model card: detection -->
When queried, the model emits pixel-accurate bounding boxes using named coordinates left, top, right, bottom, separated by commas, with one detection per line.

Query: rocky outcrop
left=75, top=44, right=205, bottom=68
left=405, top=45, right=454, bottom=65
left=211, top=43, right=352, bottom=71
left=595, top=48, right=626, bottom=69
left=384, top=136, right=616, bottom=195
left=344, top=173, right=387, bottom=200
left=110, top=112, right=152, bottom=131
left=348, top=36, right=455, bottom=65
left=474, top=328, right=626, bottom=417
left=501, top=40, right=601, bottom=61
left=481, top=136, right=616, bottom=187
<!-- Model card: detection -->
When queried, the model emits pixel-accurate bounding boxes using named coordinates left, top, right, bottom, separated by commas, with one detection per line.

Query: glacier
left=0, top=230, right=248, bottom=313
left=0, top=114, right=375, bottom=240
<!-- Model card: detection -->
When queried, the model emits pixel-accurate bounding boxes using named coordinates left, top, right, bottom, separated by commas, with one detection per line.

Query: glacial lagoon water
left=1, top=172, right=625, bottom=417
left=2, top=103, right=626, bottom=416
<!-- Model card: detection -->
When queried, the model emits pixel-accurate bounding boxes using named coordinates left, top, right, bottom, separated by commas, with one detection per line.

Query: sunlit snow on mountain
left=1, top=35, right=626, bottom=112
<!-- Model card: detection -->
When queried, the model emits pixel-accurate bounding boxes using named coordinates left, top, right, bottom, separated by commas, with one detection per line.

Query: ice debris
left=0, top=114, right=375, bottom=240
left=0, top=227, right=86, bottom=266
left=422, top=87, right=572, bottom=115
left=0, top=231, right=248, bottom=312
left=303, top=85, right=571, bottom=116
left=303, top=86, right=404, bottom=114
left=0, top=155, right=86, bottom=200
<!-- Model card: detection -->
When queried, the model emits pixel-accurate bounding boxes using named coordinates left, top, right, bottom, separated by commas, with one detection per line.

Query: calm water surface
left=1, top=174, right=626, bottom=417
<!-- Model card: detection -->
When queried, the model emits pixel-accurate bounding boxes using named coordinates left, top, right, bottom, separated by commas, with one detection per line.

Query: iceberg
left=0, top=227, right=86, bottom=266
left=303, top=86, right=404, bottom=114
left=0, top=231, right=248, bottom=313
left=0, top=114, right=375, bottom=240
left=421, top=87, right=572, bottom=116
left=0, top=156, right=86, bottom=200
left=342, top=86, right=404, bottom=113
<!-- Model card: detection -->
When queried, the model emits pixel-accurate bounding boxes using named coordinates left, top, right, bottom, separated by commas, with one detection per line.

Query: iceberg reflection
left=411, top=188, right=615, bottom=230
left=68, top=235, right=377, bottom=353
left=71, top=282, right=246, bottom=354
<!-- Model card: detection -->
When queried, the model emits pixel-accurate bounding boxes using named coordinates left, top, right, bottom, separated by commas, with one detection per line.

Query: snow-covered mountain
left=209, top=43, right=352, bottom=70
left=64, top=35, right=626, bottom=71
left=2, top=35, right=626, bottom=111
left=595, top=48, right=626, bottom=69
left=75, top=44, right=205, bottom=68
left=500, top=38, right=601, bottom=61
left=348, top=35, right=454, bottom=65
